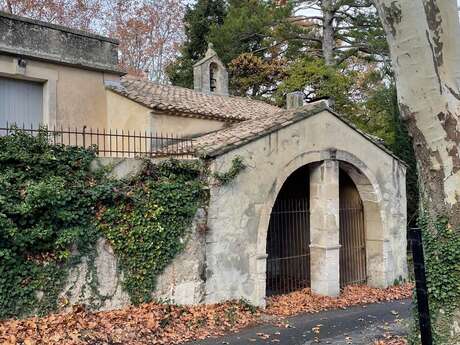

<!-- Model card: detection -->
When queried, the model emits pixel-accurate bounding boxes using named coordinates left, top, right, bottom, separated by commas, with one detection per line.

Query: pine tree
left=166, top=0, right=227, bottom=88
left=207, top=0, right=292, bottom=65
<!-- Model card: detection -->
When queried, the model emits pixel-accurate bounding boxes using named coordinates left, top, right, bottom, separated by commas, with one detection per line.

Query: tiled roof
left=106, top=77, right=404, bottom=164
left=192, top=100, right=406, bottom=165
left=193, top=101, right=328, bottom=157
left=106, top=77, right=280, bottom=122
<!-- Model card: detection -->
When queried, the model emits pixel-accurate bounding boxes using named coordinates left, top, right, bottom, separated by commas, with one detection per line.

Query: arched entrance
left=265, top=160, right=371, bottom=297
left=339, top=169, right=367, bottom=287
left=266, top=165, right=310, bottom=296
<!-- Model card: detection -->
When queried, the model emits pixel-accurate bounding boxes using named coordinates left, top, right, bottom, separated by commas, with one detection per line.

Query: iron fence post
left=82, top=125, right=87, bottom=147
left=409, top=227, right=433, bottom=345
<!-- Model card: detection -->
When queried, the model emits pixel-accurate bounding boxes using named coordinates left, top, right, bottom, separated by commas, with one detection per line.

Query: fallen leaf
left=0, top=284, right=413, bottom=345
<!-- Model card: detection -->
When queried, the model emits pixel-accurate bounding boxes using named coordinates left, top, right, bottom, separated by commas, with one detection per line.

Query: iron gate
left=266, top=198, right=310, bottom=296
left=339, top=173, right=367, bottom=287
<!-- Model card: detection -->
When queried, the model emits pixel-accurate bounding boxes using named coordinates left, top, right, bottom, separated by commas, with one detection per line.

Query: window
left=209, top=62, right=218, bottom=93
left=0, top=77, right=44, bottom=127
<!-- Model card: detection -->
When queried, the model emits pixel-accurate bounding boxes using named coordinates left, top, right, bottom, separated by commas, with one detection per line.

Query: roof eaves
left=196, top=102, right=328, bottom=158
left=153, top=109, right=243, bottom=123
left=106, top=84, right=245, bottom=123
left=197, top=103, right=407, bottom=168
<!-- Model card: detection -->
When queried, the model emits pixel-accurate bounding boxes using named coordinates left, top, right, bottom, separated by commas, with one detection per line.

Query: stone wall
left=154, top=208, right=207, bottom=305
left=204, top=110, right=407, bottom=306
left=58, top=158, right=207, bottom=311
left=60, top=209, right=207, bottom=311
left=0, top=11, right=120, bottom=74
left=60, top=237, right=130, bottom=311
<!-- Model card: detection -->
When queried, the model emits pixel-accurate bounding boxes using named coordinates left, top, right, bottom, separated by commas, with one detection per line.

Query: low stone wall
left=60, top=237, right=130, bottom=311
left=450, top=311, right=460, bottom=344
left=154, top=208, right=207, bottom=305
left=57, top=157, right=207, bottom=311
left=59, top=209, right=207, bottom=311
left=91, top=157, right=146, bottom=179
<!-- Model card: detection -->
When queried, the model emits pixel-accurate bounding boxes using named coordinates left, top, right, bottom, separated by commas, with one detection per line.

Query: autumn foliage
left=374, top=336, right=408, bottom=345
left=0, top=284, right=413, bottom=345
left=266, top=283, right=413, bottom=316
left=0, top=0, right=102, bottom=31
left=0, top=0, right=185, bottom=81
left=0, top=301, right=259, bottom=345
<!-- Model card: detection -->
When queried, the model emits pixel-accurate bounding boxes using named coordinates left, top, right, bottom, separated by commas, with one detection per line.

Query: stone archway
left=254, top=149, right=388, bottom=306
left=339, top=160, right=388, bottom=289
left=265, top=165, right=311, bottom=296
left=339, top=168, right=367, bottom=287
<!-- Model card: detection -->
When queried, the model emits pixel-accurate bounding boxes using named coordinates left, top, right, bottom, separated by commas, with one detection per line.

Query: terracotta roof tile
left=193, top=101, right=329, bottom=157
left=106, top=77, right=280, bottom=122
left=106, top=78, right=405, bottom=165
left=191, top=101, right=406, bottom=166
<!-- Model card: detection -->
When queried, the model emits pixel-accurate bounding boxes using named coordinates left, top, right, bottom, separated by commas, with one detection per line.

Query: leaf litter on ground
left=265, top=283, right=413, bottom=316
left=0, top=283, right=413, bottom=345
left=373, top=335, right=408, bottom=345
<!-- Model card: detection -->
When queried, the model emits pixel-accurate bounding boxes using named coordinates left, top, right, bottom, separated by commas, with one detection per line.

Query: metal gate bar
left=266, top=198, right=310, bottom=296
left=339, top=199, right=367, bottom=287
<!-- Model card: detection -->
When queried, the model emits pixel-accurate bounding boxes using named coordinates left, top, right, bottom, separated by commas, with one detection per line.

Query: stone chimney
left=193, top=43, right=229, bottom=96
left=286, top=92, right=304, bottom=109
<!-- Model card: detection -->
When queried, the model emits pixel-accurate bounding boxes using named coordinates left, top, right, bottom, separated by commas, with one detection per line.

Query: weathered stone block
left=0, top=12, right=121, bottom=74
left=310, top=245, right=340, bottom=297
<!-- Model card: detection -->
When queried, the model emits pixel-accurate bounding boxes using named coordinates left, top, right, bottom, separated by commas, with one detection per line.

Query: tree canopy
left=167, top=0, right=417, bottom=220
left=166, top=0, right=227, bottom=88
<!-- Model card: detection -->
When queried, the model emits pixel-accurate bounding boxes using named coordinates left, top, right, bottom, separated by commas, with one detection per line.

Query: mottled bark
left=374, top=0, right=460, bottom=226
left=321, top=0, right=335, bottom=66
left=5, top=0, right=13, bottom=13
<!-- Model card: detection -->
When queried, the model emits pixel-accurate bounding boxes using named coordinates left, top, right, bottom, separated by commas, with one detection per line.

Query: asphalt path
left=187, top=299, right=412, bottom=345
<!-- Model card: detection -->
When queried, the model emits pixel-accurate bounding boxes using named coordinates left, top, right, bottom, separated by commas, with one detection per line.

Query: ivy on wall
left=97, top=160, right=206, bottom=305
left=409, top=209, right=460, bottom=345
left=212, top=156, right=246, bottom=185
left=0, top=129, right=101, bottom=318
left=0, top=129, right=207, bottom=319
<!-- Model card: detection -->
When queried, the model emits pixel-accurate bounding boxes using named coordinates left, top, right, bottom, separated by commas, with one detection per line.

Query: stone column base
left=254, top=254, right=268, bottom=307
left=366, top=239, right=392, bottom=288
left=310, top=244, right=341, bottom=297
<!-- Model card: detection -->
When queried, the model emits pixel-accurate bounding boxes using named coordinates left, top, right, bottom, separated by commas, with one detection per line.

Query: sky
left=299, top=1, right=460, bottom=16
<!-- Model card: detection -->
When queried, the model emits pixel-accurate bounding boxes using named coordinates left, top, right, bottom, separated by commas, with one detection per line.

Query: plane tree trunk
left=373, top=0, right=460, bottom=342
left=374, top=0, right=460, bottom=222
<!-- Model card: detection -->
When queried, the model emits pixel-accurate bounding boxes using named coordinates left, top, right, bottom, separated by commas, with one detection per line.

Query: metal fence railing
left=339, top=202, right=367, bottom=287
left=266, top=198, right=311, bottom=296
left=0, top=123, right=194, bottom=158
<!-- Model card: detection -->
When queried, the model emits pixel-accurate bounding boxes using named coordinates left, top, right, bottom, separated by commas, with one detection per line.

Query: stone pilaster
left=309, top=160, right=341, bottom=296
